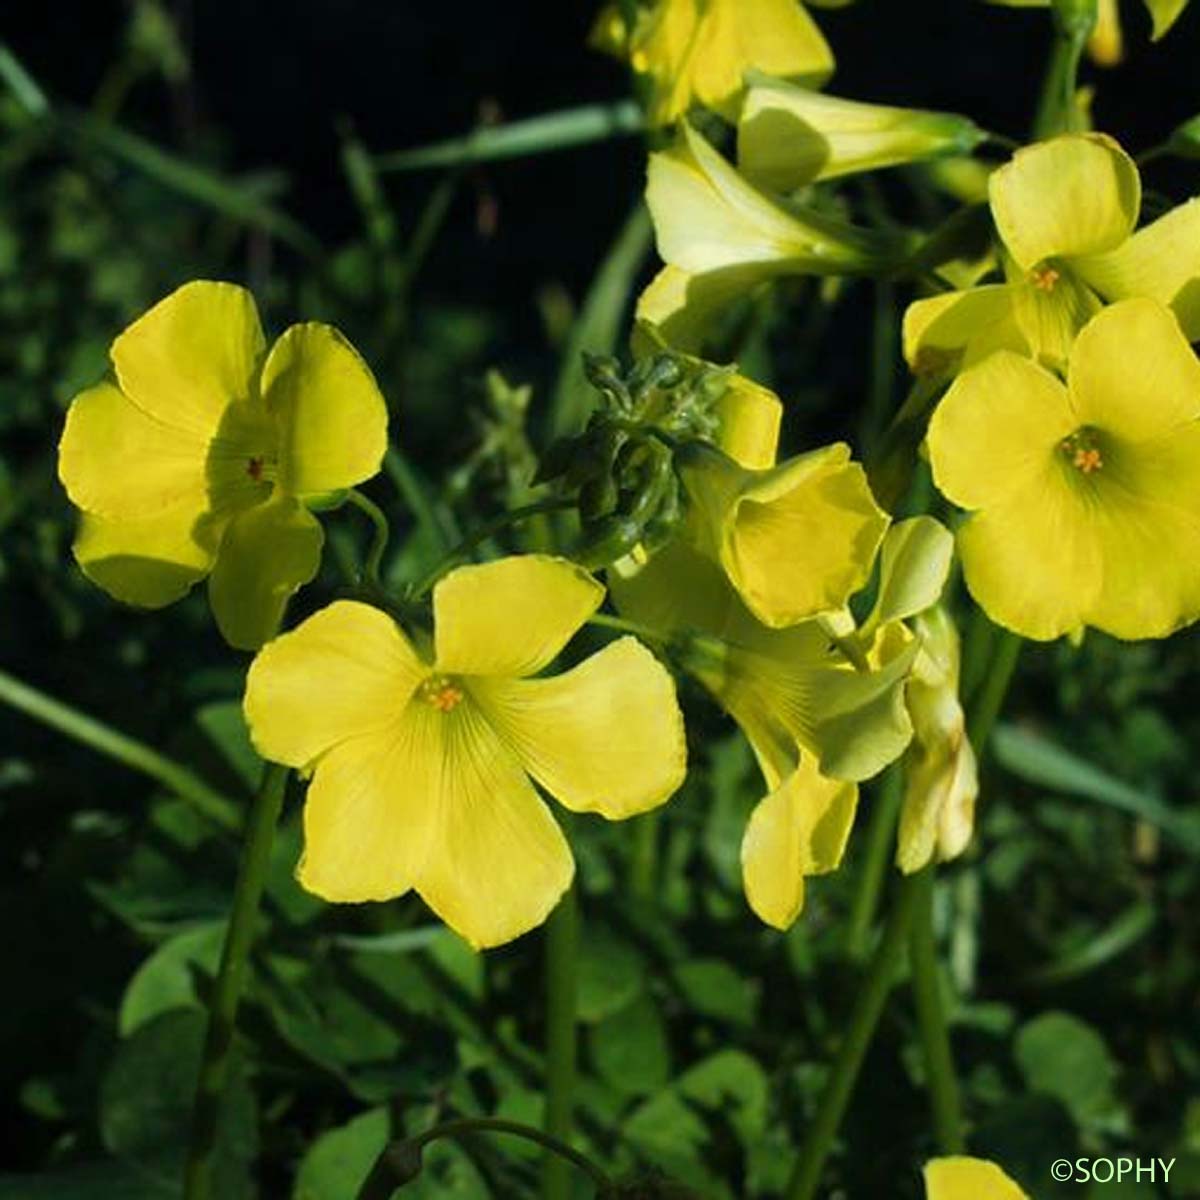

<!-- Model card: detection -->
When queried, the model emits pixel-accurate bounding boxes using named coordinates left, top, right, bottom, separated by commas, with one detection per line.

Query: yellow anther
left=1061, top=429, right=1104, bottom=475
left=1029, top=264, right=1061, bottom=292
left=419, top=675, right=464, bottom=713
left=1073, top=446, right=1103, bottom=474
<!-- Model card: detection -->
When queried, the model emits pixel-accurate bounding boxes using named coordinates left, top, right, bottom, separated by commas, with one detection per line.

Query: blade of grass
left=374, top=100, right=643, bottom=173
left=992, top=723, right=1200, bottom=853
left=547, top=199, right=653, bottom=439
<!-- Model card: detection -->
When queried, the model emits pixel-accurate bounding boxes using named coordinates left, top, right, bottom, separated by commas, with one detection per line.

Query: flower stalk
left=183, top=763, right=289, bottom=1200
left=542, top=886, right=581, bottom=1200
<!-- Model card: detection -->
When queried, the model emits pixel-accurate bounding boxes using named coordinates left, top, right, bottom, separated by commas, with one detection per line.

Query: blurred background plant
left=2, top=2, right=1200, bottom=1197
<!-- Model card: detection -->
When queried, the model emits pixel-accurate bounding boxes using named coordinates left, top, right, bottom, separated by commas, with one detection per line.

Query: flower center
left=1060, top=428, right=1104, bottom=474
left=245, top=454, right=278, bottom=485
left=1029, top=263, right=1060, bottom=292
left=418, top=674, right=464, bottom=713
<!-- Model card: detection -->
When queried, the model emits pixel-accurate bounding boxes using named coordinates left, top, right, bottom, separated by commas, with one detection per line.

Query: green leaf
left=1015, top=1011, right=1128, bottom=1134
left=590, top=992, right=671, bottom=1096
left=0, top=1162, right=172, bottom=1199
left=992, top=724, right=1200, bottom=852
left=577, top=925, right=646, bottom=1023
left=119, top=921, right=225, bottom=1035
left=293, top=1108, right=389, bottom=1200
left=100, top=1009, right=257, bottom=1198
left=676, top=1050, right=768, bottom=1148
left=670, top=961, right=758, bottom=1028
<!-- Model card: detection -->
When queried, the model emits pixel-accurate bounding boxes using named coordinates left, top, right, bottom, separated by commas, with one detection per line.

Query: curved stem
left=410, top=498, right=576, bottom=598
left=0, top=667, right=242, bottom=833
left=784, top=872, right=919, bottom=1200
left=183, top=763, right=289, bottom=1200
left=908, top=866, right=966, bottom=1154
left=346, top=488, right=391, bottom=588
left=1033, top=10, right=1093, bottom=139
left=542, top=888, right=581, bottom=1200
left=966, top=629, right=1022, bottom=752
left=844, top=766, right=904, bottom=960
left=357, top=1118, right=613, bottom=1200
left=586, top=610, right=668, bottom=646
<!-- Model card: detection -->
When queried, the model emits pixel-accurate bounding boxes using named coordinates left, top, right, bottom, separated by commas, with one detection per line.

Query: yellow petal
left=626, top=0, right=701, bottom=126
left=927, top=351, right=1076, bottom=511
left=472, top=637, right=687, bottom=819
left=433, top=555, right=603, bottom=677
left=1075, top=203, right=1200, bottom=342
left=988, top=135, right=1140, bottom=271
left=689, top=0, right=833, bottom=120
left=741, top=758, right=857, bottom=930
left=680, top=441, right=889, bottom=628
left=1006, top=266, right=1102, bottom=371
left=1086, top=470, right=1200, bottom=639
left=209, top=496, right=324, bottom=650
left=865, top=516, right=955, bottom=630
left=58, top=382, right=210, bottom=520
left=260, top=322, right=389, bottom=495
left=1145, top=0, right=1189, bottom=39
left=1067, top=298, right=1200, bottom=440
left=739, top=80, right=984, bottom=193
left=73, top=505, right=218, bottom=608
left=636, top=263, right=774, bottom=354
left=902, top=286, right=1028, bottom=379
left=647, top=123, right=885, bottom=277
left=957, top=483, right=1100, bottom=641
left=713, top=375, right=783, bottom=469
left=924, top=1157, right=1029, bottom=1200
left=296, top=715, right=439, bottom=903
left=244, top=599, right=427, bottom=769
left=413, top=702, right=574, bottom=949
left=111, top=280, right=266, bottom=438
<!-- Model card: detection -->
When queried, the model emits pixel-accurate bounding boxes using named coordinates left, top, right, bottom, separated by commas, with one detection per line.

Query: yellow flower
left=928, top=298, right=1200, bottom=641
left=675, top=438, right=889, bottom=628
left=58, top=280, right=388, bottom=650
left=244, top=555, right=687, bottom=949
left=905, top=133, right=1200, bottom=376
left=640, top=122, right=905, bottom=351
left=924, top=1156, right=1029, bottom=1200
left=593, top=0, right=833, bottom=127
left=738, top=75, right=986, bottom=194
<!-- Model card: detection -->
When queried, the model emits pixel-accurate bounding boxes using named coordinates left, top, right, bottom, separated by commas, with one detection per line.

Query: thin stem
left=542, top=888, right=581, bottom=1200
left=630, top=810, right=660, bottom=901
left=357, top=1118, right=613, bottom=1200
left=908, top=866, right=966, bottom=1154
left=784, top=872, right=920, bottom=1200
left=345, top=488, right=391, bottom=588
left=844, top=766, right=905, bottom=960
left=384, top=446, right=459, bottom=552
left=586, top=610, right=669, bottom=647
left=0, top=667, right=242, bottom=833
left=410, top=498, right=576, bottom=598
left=1033, top=14, right=1092, bottom=139
left=966, top=629, right=1022, bottom=752
left=183, top=763, right=289, bottom=1200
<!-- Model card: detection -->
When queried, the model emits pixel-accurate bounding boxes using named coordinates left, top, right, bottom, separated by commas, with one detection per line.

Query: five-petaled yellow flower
left=593, top=0, right=834, bottom=127
left=244, top=555, right=687, bottom=949
left=925, top=1156, right=1028, bottom=1200
left=905, top=133, right=1200, bottom=377
left=58, top=280, right=388, bottom=650
left=928, top=298, right=1200, bottom=641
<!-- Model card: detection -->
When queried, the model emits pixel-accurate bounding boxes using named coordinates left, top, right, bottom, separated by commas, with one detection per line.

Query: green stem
left=1033, top=10, right=1094, bottom=139
left=586, top=610, right=669, bottom=647
left=630, top=810, right=660, bottom=901
left=346, top=489, right=391, bottom=588
left=0, top=667, right=242, bottom=833
left=966, top=629, right=1022, bottom=752
left=844, top=766, right=905, bottom=960
left=385, top=446, right=459, bottom=552
left=542, top=888, right=580, bottom=1200
left=410, top=498, right=576, bottom=598
left=183, top=763, right=289, bottom=1200
left=908, top=866, right=966, bottom=1154
left=358, top=1118, right=613, bottom=1200
left=784, top=872, right=920, bottom=1200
